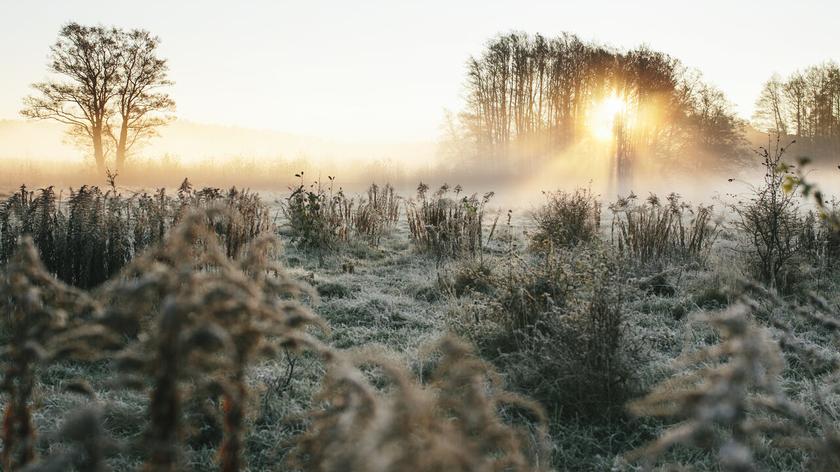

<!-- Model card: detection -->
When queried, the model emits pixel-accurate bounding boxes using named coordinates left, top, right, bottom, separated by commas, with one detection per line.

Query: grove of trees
left=754, top=62, right=840, bottom=159
left=21, top=23, right=174, bottom=174
left=448, top=32, right=746, bottom=173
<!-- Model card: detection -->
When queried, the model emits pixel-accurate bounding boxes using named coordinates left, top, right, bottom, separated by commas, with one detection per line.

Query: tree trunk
left=92, top=127, right=106, bottom=175
left=116, top=122, right=129, bottom=171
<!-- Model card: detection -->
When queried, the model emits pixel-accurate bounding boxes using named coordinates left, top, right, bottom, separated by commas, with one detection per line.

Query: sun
left=588, top=93, right=632, bottom=141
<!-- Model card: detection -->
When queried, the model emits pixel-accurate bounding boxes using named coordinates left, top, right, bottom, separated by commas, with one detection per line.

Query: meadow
left=0, top=144, right=838, bottom=472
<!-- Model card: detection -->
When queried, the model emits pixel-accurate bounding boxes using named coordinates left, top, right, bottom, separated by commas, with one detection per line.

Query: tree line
left=449, top=32, right=745, bottom=171
left=21, top=23, right=174, bottom=174
left=754, top=62, right=840, bottom=159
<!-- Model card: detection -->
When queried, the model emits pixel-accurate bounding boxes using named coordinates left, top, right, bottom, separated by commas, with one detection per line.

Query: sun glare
left=588, top=93, right=631, bottom=141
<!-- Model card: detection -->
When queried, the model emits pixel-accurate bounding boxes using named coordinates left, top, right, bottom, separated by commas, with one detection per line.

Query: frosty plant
left=104, top=208, right=327, bottom=472
left=0, top=238, right=118, bottom=471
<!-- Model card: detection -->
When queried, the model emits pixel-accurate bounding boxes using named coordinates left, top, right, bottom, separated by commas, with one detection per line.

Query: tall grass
left=0, top=182, right=272, bottom=288
left=283, top=175, right=402, bottom=253
left=0, top=204, right=551, bottom=472
left=609, top=192, right=720, bottom=266
left=1, top=172, right=838, bottom=471
left=0, top=237, right=118, bottom=470
left=406, top=183, right=495, bottom=261
left=352, top=182, right=400, bottom=245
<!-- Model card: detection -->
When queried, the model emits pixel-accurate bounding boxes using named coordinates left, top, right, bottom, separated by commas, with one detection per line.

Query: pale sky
left=1, top=0, right=838, bottom=142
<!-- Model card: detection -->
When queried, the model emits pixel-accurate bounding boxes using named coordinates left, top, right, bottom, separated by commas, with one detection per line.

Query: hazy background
left=2, top=0, right=839, bottom=141
left=1, top=0, right=838, bottom=202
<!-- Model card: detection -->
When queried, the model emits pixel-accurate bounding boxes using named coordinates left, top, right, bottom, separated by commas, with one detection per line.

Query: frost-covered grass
left=6, top=193, right=840, bottom=471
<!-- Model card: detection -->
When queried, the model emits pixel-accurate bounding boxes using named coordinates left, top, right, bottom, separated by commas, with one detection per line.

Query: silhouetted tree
left=754, top=74, right=789, bottom=136
left=754, top=62, right=840, bottom=159
left=21, top=23, right=121, bottom=173
left=110, top=29, right=175, bottom=171
left=21, top=23, right=174, bottom=174
left=458, top=32, right=744, bottom=171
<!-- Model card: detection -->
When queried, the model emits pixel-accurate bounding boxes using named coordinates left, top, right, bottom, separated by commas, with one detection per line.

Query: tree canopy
left=450, top=32, right=745, bottom=173
left=21, top=23, right=174, bottom=174
left=754, top=62, right=840, bottom=160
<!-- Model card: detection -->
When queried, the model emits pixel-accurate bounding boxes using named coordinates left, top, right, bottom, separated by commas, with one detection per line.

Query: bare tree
left=755, top=63, right=840, bottom=159
left=753, top=74, right=789, bottom=136
left=110, top=29, right=174, bottom=171
left=21, top=23, right=121, bottom=173
left=21, top=23, right=174, bottom=174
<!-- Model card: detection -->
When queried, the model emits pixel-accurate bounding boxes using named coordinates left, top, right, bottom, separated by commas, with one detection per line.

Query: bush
left=529, top=187, right=601, bottom=250
left=283, top=177, right=402, bottom=252
left=406, top=183, right=495, bottom=261
left=730, top=142, right=806, bottom=290
left=283, top=174, right=350, bottom=254
left=444, top=259, right=496, bottom=298
left=497, top=277, right=637, bottom=420
left=443, top=247, right=573, bottom=333
left=452, top=247, right=639, bottom=420
left=609, top=192, right=720, bottom=266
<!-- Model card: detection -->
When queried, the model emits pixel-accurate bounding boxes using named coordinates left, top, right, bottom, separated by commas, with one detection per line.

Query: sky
left=1, top=0, right=838, bottom=142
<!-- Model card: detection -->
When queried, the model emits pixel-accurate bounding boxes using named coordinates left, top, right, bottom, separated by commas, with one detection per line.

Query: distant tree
left=754, top=75, right=789, bottom=136
left=754, top=63, right=840, bottom=159
left=110, top=29, right=174, bottom=171
left=21, top=23, right=174, bottom=174
left=686, top=83, right=746, bottom=164
left=783, top=72, right=807, bottom=137
left=457, top=32, right=745, bottom=171
left=21, top=24, right=121, bottom=173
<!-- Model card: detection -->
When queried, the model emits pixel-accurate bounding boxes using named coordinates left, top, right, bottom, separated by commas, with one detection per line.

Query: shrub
left=490, top=251, right=571, bottom=332
left=730, top=141, right=806, bottom=289
left=406, top=183, right=495, bottom=261
left=283, top=177, right=402, bottom=251
left=443, top=245, right=572, bottom=333
left=283, top=174, right=350, bottom=254
left=609, top=192, right=720, bottom=266
left=452, top=247, right=638, bottom=420
left=529, top=187, right=601, bottom=250
left=444, top=258, right=496, bottom=298
left=495, top=277, right=637, bottom=420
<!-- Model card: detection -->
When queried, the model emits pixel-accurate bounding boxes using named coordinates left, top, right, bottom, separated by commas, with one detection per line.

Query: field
left=0, top=162, right=839, bottom=471
left=5, top=3, right=840, bottom=471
